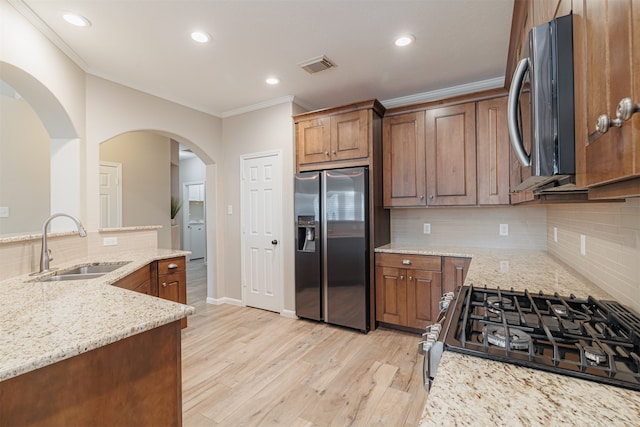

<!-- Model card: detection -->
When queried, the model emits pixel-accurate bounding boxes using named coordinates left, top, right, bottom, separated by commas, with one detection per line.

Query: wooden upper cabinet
left=425, top=102, right=477, bottom=206
left=297, top=117, right=331, bottom=165
left=382, top=112, right=427, bottom=207
left=574, top=0, right=640, bottom=197
left=476, top=96, right=511, bottom=205
left=330, top=110, right=369, bottom=161
left=295, top=100, right=384, bottom=170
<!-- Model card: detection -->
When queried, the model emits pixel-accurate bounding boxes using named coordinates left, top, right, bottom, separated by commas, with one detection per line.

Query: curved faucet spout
left=38, top=213, right=87, bottom=273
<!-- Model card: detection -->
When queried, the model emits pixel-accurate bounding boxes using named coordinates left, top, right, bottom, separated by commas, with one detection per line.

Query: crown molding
left=381, top=76, right=505, bottom=109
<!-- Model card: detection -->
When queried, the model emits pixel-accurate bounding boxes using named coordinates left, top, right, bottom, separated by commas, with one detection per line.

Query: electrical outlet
left=103, top=237, right=118, bottom=246
left=553, top=227, right=558, bottom=242
left=423, top=223, right=431, bottom=234
left=500, top=260, right=509, bottom=272
left=580, top=235, right=586, bottom=256
left=0, top=207, right=8, bottom=218
left=499, top=224, right=509, bottom=236
left=227, top=205, right=233, bottom=215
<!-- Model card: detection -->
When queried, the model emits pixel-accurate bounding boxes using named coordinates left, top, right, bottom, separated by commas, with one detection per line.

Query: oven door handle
left=418, top=340, right=444, bottom=391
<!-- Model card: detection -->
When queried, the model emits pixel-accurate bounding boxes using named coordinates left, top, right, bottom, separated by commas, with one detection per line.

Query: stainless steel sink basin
left=61, top=263, right=130, bottom=275
left=34, top=262, right=130, bottom=282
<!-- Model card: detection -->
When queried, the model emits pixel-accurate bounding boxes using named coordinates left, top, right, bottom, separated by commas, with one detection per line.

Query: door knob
left=271, top=240, right=278, bottom=245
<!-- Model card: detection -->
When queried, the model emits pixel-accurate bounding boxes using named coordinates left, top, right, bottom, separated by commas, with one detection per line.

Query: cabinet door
left=406, top=269, right=442, bottom=330
left=382, top=112, right=427, bottom=207
left=476, top=97, right=511, bottom=205
left=375, top=265, right=407, bottom=325
left=158, top=270, right=187, bottom=328
left=425, top=103, right=477, bottom=206
left=442, top=257, right=471, bottom=294
left=575, top=0, right=639, bottom=188
left=330, top=110, right=369, bottom=161
left=297, top=117, right=331, bottom=165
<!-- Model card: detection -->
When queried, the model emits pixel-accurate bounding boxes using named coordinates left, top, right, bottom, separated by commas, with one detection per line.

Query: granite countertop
left=375, top=244, right=640, bottom=426
left=0, top=249, right=195, bottom=382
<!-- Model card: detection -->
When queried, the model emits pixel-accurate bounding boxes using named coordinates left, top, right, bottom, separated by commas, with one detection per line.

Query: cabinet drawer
left=375, top=253, right=441, bottom=271
left=157, top=257, right=186, bottom=275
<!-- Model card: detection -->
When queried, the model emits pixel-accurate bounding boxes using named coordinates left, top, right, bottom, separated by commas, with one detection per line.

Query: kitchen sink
left=34, top=262, right=130, bottom=282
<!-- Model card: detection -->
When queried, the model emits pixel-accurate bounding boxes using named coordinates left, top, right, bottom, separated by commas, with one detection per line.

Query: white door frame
left=240, top=150, right=284, bottom=313
left=99, top=161, right=122, bottom=228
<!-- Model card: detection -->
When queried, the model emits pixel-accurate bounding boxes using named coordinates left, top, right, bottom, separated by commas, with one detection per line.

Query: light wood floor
left=182, top=261, right=428, bottom=426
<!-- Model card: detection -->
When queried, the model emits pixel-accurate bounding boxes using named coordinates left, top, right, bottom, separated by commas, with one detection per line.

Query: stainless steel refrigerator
left=294, top=167, right=369, bottom=332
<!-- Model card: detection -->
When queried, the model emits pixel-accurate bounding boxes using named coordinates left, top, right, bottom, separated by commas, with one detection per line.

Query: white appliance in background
left=183, top=182, right=205, bottom=260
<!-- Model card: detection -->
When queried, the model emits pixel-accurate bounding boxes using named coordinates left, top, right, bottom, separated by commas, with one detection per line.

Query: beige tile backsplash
left=0, top=229, right=158, bottom=279
left=390, top=206, right=548, bottom=249
left=390, top=199, right=639, bottom=313
left=546, top=198, right=640, bottom=313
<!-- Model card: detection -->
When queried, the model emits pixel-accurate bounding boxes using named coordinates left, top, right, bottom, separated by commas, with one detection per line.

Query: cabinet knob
left=429, top=195, right=434, bottom=199
left=325, top=151, right=330, bottom=156
left=409, top=276, right=413, bottom=281
left=616, top=97, right=640, bottom=121
left=332, top=151, right=336, bottom=155
left=399, top=275, right=404, bottom=280
left=162, top=282, right=167, bottom=287
left=595, top=114, right=622, bottom=134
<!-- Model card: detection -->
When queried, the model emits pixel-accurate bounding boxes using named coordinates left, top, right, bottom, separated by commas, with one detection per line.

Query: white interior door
left=242, top=152, right=282, bottom=313
left=99, top=162, right=122, bottom=228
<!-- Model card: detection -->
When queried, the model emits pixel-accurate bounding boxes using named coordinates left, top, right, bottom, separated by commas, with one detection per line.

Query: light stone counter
left=0, top=249, right=195, bottom=381
left=375, top=244, right=640, bottom=426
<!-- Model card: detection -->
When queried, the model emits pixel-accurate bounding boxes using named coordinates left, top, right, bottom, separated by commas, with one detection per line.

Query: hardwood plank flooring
left=182, top=261, right=428, bottom=426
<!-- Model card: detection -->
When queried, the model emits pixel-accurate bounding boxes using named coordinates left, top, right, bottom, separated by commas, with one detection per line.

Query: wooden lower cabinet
left=375, top=253, right=442, bottom=331
left=0, top=321, right=183, bottom=426
left=442, top=257, right=471, bottom=294
left=157, top=257, right=188, bottom=329
left=111, top=263, right=153, bottom=295
left=112, top=256, right=188, bottom=328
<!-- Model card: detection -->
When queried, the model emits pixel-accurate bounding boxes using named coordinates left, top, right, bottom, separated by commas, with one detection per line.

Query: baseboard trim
left=280, top=309, right=297, bottom=319
left=206, top=297, right=243, bottom=306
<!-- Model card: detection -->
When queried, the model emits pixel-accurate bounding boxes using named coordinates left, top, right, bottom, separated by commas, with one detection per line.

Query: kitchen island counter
left=375, top=245, right=640, bottom=425
left=0, top=248, right=194, bottom=382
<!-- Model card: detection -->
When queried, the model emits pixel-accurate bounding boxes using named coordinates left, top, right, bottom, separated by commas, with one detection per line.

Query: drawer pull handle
left=168, top=263, right=178, bottom=269
left=402, top=259, right=412, bottom=265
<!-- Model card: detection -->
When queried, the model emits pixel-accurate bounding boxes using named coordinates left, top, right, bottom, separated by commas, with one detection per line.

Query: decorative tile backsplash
left=546, top=198, right=640, bottom=313
left=390, top=206, right=547, bottom=249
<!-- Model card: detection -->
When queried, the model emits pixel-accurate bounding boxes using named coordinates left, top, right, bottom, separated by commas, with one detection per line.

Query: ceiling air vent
left=298, top=55, right=337, bottom=74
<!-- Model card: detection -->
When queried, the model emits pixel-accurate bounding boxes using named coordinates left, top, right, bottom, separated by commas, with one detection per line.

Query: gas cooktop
left=442, top=285, right=640, bottom=391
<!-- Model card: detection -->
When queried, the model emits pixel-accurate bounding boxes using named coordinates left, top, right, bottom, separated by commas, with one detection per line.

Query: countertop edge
left=0, top=249, right=194, bottom=382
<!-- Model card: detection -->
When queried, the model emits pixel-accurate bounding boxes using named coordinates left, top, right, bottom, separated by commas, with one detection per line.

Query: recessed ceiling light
left=266, top=77, right=280, bottom=85
left=63, top=13, right=91, bottom=27
left=394, top=35, right=415, bottom=47
left=191, top=31, right=211, bottom=43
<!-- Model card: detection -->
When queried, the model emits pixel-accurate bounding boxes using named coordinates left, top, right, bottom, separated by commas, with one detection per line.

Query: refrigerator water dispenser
left=297, top=216, right=316, bottom=252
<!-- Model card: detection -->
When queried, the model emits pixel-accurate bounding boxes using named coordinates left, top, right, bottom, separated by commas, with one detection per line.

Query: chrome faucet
left=38, top=213, right=87, bottom=273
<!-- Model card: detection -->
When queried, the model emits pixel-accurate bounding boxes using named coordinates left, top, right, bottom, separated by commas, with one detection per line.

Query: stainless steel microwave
left=508, top=14, right=575, bottom=192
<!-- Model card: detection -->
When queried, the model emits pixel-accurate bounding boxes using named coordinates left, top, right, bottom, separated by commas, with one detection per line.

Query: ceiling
left=10, top=0, right=515, bottom=117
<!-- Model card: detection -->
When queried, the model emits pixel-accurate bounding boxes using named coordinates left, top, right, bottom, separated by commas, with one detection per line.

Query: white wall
left=546, top=199, right=640, bottom=313
left=221, top=101, right=296, bottom=310
left=100, top=131, right=172, bottom=248
left=0, top=95, right=49, bottom=234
